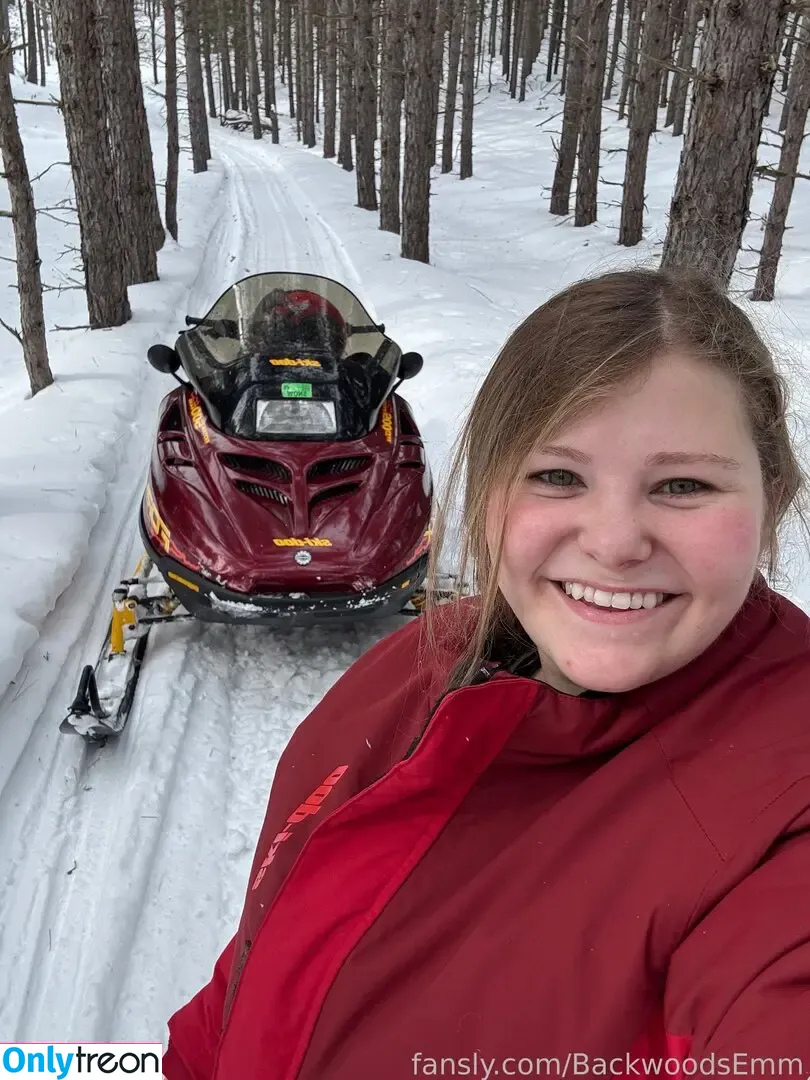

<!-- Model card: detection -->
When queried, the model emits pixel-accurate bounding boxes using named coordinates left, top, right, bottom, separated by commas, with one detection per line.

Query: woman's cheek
left=669, top=505, right=763, bottom=579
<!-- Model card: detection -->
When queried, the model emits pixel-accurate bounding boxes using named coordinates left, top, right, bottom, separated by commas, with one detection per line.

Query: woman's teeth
left=561, top=581, right=667, bottom=610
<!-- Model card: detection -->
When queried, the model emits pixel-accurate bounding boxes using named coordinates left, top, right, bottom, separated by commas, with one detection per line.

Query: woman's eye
left=530, top=469, right=580, bottom=487
left=659, top=478, right=710, bottom=496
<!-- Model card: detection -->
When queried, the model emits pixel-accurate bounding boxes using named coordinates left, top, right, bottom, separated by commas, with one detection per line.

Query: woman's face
left=487, top=353, right=768, bottom=694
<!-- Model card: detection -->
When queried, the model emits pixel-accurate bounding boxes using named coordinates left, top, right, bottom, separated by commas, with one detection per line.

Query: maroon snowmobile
left=62, top=272, right=451, bottom=743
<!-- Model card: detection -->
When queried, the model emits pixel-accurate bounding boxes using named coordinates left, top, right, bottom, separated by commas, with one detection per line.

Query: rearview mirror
left=399, top=352, right=423, bottom=380
left=147, top=344, right=181, bottom=375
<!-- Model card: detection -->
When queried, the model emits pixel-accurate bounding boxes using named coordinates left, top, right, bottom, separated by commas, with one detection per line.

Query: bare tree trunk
left=97, top=0, right=164, bottom=283
left=301, top=0, right=316, bottom=144
left=753, top=14, right=810, bottom=301
left=148, top=0, right=159, bottom=84
left=617, top=0, right=643, bottom=120
left=203, top=21, right=217, bottom=117
left=0, top=35, right=51, bottom=394
left=430, top=0, right=447, bottom=164
left=780, top=8, right=801, bottom=94
left=618, top=0, right=669, bottom=245
left=245, top=0, right=262, bottom=138
left=508, top=0, right=522, bottom=97
left=219, top=2, right=234, bottom=112
left=546, top=0, right=564, bottom=80
left=164, top=0, right=179, bottom=240
left=379, top=0, right=404, bottom=232
left=184, top=0, right=211, bottom=168
left=604, top=0, right=625, bottom=98
left=661, top=0, right=789, bottom=284
left=355, top=0, right=377, bottom=207
left=501, top=0, right=512, bottom=76
left=337, top=0, right=354, bottom=169
left=35, top=0, right=44, bottom=84
left=50, top=0, right=131, bottom=326
left=441, top=0, right=463, bottom=172
left=459, top=0, right=476, bottom=178
left=401, top=0, right=434, bottom=261
left=519, top=0, right=538, bottom=101
left=25, top=0, right=36, bottom=81
left=549, top=0, right=586, bottom=215
left=666, top=0, right=700, bottom=135
left=575, top=0, right=611, bottom=225
left=323, top=0, right=338, bottom=156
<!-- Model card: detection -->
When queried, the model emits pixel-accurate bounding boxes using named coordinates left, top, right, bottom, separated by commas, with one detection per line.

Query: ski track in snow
left=0, top=131, right=405, bottom=1043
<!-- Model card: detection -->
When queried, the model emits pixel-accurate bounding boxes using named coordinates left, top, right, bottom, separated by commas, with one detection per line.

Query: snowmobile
left=62, top=271, right=457, bottom=744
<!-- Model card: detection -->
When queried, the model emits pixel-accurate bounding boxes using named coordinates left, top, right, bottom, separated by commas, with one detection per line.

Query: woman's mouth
left=553, top=579, right=681, bottom=622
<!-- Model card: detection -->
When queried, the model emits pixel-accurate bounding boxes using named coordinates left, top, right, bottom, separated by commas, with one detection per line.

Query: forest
left=0, top=0, right=807, bottom=398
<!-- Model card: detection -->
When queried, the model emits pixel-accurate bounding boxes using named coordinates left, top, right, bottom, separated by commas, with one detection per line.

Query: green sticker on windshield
left=281, top=382, right=313, bottom=399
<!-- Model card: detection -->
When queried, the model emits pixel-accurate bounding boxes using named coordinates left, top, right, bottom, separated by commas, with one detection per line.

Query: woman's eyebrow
left=535, top=446, right=741, bottom=470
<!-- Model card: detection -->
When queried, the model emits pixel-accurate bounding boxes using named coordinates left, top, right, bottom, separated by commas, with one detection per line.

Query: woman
left=163, top=268, right=810, bottom=1079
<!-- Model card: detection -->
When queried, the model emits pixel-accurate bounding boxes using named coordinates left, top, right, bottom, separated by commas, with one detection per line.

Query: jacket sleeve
left=163, top=934, right=236, bottom=1080
left=664, top=822, right=810, bottom=1062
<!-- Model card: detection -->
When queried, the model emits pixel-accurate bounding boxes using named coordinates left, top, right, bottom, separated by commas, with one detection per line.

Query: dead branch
left=0, top=316, right=22, bottom=343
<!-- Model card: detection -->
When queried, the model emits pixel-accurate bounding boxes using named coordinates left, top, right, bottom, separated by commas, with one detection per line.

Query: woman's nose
left=574, top=496, right=653, bottom=568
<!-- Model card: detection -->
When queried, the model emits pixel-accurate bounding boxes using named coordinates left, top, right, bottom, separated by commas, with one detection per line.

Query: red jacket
left=164, top=578, right=810, bottom=1079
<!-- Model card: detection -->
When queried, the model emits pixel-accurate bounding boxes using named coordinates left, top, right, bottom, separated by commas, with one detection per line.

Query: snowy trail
left=0, top=131, right=403, bottom=1043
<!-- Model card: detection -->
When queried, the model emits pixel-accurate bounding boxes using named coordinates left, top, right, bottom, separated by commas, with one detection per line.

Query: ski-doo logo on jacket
left=251, top=765, right=348, bottom=891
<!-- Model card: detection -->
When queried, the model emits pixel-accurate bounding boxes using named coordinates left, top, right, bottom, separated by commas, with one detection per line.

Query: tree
left=661, top=0, right=790, bottom=284
left=184, top=0, right=212, bottom=166
left=50, top=0, right=130, bottom=327
left=550, top=0, right=586, bottom=215
left=354, top=0, right=378, bottom=209
left=97, top=0, right=164, bottom=285
left=618, top=0, right=670, bottom=245
left=379, top=0, right=404, bottom=232
left=164, top=0, right=179, bottom=240
left=0, top=32, right=51, bottom=394
left=459, top=0, right=477, bottom=179
left=753, top=13, right=810, bottom=301
left=401, top=0, right=434, bottom=261
left=575, top=0, right=611, bottom=225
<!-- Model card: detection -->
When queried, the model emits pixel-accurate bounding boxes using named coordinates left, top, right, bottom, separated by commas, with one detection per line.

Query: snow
left=1, top=53, right=810, bottom=1049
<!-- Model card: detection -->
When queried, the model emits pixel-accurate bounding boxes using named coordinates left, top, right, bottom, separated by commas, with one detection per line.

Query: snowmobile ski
left=61, top=555, right=190, bottom=744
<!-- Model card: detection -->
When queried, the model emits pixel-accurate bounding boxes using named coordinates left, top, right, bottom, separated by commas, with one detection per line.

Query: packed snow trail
left=0, top=131, right=407, bottom=1043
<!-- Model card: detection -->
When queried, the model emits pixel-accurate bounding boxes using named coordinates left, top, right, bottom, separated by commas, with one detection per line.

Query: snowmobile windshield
left=176, top=272, right=403, bottom=441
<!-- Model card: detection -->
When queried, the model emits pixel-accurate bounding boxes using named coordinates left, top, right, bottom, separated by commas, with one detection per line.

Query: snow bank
left=0, top=75, right=225, bottom=700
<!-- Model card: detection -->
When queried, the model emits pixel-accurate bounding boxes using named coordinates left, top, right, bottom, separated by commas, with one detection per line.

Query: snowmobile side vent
left=234, top=480, right=291, bottom=504
left=159, top=436, right=194, bottom=467
left=161, top=401, right=184, bottom=432
left=397, top=404, right=419, bottom=437
left=307, top=456, right=372, bottom=480
left=309, top=482, right=361, bottom=509
left=220, top=453, right=292, bottom=482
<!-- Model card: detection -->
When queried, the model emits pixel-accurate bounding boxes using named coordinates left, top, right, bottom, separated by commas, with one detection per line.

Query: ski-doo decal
left=272, top=537, right=332, bottom=547
left=269, top=358, right=322, bottom=367
left=251, top=765, right=349, bottom=891
left=187, top=393, right=211, bottom=444
left=381, top=399, right=394, bottom=443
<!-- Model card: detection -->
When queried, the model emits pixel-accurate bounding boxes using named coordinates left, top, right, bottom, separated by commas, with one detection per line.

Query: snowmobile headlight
left=255, top=399, right=337, bottom=435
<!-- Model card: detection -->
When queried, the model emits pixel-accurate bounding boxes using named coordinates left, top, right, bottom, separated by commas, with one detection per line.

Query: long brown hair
left=424, top=266, right=807, bottom=692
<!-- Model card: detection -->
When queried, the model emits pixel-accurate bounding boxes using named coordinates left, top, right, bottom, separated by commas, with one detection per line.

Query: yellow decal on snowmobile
left=381, top=399, right=394, bottom=443
left=269, top=358, right=322, bottom=367
left=273, top=537, right=333, bottom=547
left=144, top=484, right=172, bottom=555
left=188, top=393, right=211, bottom=444
left=168, top=570, right=200, bottom=593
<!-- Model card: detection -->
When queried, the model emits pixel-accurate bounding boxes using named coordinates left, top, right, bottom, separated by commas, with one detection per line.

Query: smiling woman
left=164, top=268, right=810, bottom=1080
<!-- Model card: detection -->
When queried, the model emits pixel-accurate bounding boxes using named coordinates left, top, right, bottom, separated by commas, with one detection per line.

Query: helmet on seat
left=246, top=289, right=348, bottom=358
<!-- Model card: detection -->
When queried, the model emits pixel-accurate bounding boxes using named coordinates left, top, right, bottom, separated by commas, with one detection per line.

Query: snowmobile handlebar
left=346, top=322, right=385, bottom=334
left=185, top=315, right=241, bottom=339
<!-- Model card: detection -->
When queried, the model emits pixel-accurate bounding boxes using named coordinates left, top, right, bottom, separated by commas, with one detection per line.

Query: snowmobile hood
left=145, top=386, right=432, bottom=596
